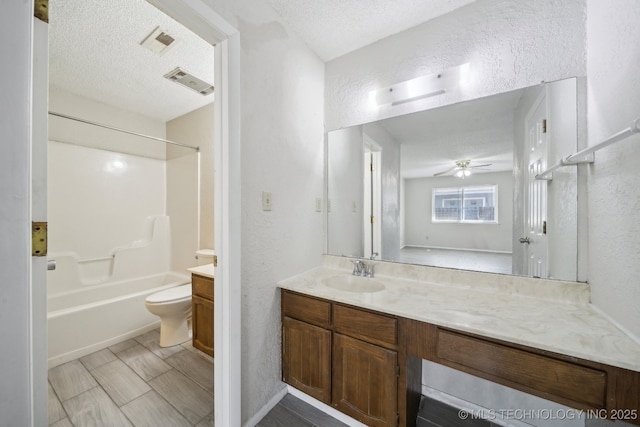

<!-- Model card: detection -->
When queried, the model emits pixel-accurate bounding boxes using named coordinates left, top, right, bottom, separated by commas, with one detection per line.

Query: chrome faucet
left=364, top=261, right=375, bottom=278
left=352, top=258, right=375, bottom=278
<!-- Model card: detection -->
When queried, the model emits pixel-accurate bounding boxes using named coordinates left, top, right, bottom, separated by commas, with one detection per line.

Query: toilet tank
left=195, top=249, right=215, bottom=266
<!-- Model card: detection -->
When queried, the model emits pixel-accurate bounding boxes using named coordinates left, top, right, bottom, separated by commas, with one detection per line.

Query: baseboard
left=244, top=386, right=288, bottom=427
left=47, top=321, right=160, bottom=368
left=287, top=386, right=367, bottom=427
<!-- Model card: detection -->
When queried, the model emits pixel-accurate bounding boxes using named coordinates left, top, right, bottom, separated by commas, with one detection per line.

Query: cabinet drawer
left=334, top=304, right=397, bottom=348
left=282, top=291, right=331, bottom=328
left=192, top=274, right=214, bottom=300
left=436, top=329, right=607, bottom=408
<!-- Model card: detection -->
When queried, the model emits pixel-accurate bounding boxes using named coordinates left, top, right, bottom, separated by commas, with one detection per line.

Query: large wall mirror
left=327, top=77, right=579, bottom=281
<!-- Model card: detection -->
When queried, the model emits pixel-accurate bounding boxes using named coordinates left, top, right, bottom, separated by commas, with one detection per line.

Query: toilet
left=195, top=248, right=215, bottom=266
left=145, top=283, right=192, bottom=347
left=144, top=249, right=215, bottom=347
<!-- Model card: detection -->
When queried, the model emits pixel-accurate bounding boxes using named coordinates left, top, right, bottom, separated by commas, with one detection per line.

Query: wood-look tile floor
left=48, top=329, right=214, bottom=427
left=257, top=394, right=349, bottom=427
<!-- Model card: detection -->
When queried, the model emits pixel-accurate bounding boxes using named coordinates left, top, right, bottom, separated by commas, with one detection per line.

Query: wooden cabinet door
left=282, top=316, right=332, bottom=404
left=333, top=333, right=397, bottom=427
left=192, top=294, right=214, bottom=357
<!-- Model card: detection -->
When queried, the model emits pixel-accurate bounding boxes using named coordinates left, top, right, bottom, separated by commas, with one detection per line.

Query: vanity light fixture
left=371, top=63, right=469, bottom=107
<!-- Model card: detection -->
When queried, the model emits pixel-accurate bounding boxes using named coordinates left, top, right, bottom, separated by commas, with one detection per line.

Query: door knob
left=519, top=237, right=530, bottom=244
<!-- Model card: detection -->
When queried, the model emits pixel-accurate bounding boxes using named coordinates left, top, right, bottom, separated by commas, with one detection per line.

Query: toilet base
left=159, top=317, right=191, bottom=347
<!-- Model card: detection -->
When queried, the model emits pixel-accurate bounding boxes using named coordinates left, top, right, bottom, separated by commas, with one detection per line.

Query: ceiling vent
left=141, top=27, right=177, bottom=55
left=164, top=67, right=214, bottom=96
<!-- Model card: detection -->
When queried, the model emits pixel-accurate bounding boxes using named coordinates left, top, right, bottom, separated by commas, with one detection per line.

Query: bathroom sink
left=321, top=275, right=385, bottom=293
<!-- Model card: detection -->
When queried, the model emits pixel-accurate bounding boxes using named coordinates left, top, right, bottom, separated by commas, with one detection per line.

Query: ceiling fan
left=433, top=159, right=492, bottom=178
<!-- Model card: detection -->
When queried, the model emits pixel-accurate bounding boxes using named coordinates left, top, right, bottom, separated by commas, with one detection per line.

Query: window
left=432, top=185, right=498, bottom=223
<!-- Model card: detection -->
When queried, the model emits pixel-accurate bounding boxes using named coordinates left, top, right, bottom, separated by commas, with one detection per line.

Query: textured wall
left=205, top=0, right=325, bottom=422
left=325, top=0, right=586, bottom=131
left=586, top=0, right=640, bottom=340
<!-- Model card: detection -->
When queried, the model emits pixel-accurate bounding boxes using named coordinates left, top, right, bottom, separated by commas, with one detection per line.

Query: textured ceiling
left=265, top=0, right=477, bottom=61
left=374, top=89, right=525, bottom=179
left=48, top=1, right=476, bottom=122
left=49, top=0, right=215, bottom=122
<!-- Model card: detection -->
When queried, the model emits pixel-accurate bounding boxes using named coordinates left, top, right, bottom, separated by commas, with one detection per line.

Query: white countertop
left=278, top=256, right=640, bottom=372
left=187, top=264, right=215, bottom=279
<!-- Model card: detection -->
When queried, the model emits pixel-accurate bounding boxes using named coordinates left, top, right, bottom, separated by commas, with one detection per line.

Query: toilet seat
left=146, top=283, right=191, bottom=304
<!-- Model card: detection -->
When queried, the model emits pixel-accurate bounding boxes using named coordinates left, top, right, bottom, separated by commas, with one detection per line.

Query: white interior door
left=524, top=94, right=548, bottom=278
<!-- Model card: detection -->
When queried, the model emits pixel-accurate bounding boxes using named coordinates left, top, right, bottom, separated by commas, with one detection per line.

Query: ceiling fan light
left=464, top=169, right=471, bottom=176
left=455, top=170, right=464, bottom=177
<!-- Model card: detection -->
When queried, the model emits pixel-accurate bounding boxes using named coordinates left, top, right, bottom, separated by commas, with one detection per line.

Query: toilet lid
left=146, top=284, right=191, bottom=303
left=196, top=249, right=215, bottom=257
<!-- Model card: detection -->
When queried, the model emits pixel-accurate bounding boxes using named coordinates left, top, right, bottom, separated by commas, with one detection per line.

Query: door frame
left=29, top=0, right=243, bottom=425
left=146, top=2, right=242, bottom=425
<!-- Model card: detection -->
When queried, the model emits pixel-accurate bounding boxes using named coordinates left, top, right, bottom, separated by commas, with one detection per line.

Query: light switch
left=262, top=192, right=272, bottom=211
left=315, top=197, right=322, bottom=212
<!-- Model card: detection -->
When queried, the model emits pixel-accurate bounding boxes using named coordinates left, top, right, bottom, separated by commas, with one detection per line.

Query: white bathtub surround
left=48, top=272, right=189, bottom=368
left=48, top=216, right=171, bottom=293
left=278, top=255, right=640, bottom=372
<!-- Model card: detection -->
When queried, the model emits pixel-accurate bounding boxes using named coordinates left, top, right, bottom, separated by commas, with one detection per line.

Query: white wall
left=49, top=87, right=167, bottom=159
left=404, top=172, right=513, bottom=252
left=586, top=0, right=640, bottom=340
left=167, top=104, right=215, bottom=272
left=325, top=0, right=586, bottom=131
left=205, top=1, right=326, bottom=422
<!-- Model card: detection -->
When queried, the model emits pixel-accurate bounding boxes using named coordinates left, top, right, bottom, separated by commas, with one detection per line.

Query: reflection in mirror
left=327, top=78, right=578, bottom=280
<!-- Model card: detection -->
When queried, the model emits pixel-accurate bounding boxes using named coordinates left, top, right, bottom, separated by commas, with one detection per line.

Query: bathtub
left=47, top=271, right=190, bottom=368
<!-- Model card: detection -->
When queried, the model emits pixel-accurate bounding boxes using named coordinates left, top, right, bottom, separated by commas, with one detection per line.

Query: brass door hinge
left=213, top=255, right=218, bottom=267
left=32, top=222, right=48, bottom=256
left=370, top=216, right=375, bottom=224
left=542, top=119, right=547, bottom=133
left=543, top=220, right=547, bottom=234
left=34, top=0, right=49, bottom=23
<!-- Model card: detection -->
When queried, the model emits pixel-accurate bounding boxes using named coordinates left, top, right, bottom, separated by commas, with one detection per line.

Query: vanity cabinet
left=281, top=290, right=399, bottom=427
left=191, top=274, right=214, bottom=356
left=282, top=288, right=640, bottom=427
left=282, top=290, right=332, bottom=403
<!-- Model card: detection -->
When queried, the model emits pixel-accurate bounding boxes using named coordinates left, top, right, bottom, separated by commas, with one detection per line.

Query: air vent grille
left=140, top=26, right=176, bottom=55
left=155, top=32, right=175, bottom=47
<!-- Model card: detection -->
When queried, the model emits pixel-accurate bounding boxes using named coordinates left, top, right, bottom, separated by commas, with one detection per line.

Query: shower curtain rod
left=49, top=111, right=200, bottom=152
